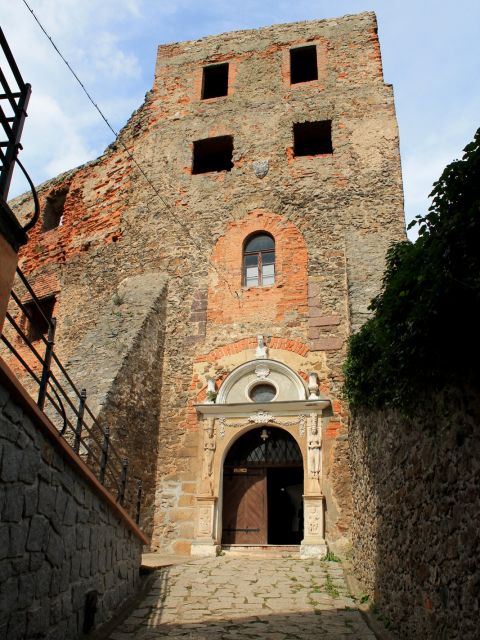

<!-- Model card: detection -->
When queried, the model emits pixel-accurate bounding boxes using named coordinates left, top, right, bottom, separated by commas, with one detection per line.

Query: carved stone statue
left=255, top=334, right=268, bottom=358
left=307, top=413, right=322, bottom=479
left=202, top=417, right=216, bottom=479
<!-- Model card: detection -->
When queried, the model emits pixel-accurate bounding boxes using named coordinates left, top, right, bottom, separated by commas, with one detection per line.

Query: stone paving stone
left=106, top=557, right=377, bottom=639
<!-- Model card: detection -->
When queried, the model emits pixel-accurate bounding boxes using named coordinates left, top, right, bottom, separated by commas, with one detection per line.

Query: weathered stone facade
left=9, top=12, right=405, bottom=554
left=0, top=373, right=144, bottom=639
left=350, top=388, right=480, bottom=640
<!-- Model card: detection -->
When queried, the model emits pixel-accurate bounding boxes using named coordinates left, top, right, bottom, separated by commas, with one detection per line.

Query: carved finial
left=308, top=372, right=319, bottom=400
left=205, top=377, right=217, bottom=404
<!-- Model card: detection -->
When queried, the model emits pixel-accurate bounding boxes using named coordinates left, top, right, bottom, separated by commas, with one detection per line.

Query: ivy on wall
left=344, top=128, right=480, bottom=410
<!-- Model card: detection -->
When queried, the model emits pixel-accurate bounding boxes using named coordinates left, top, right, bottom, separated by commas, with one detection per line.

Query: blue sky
left=2, top=0, right=479, bottom=238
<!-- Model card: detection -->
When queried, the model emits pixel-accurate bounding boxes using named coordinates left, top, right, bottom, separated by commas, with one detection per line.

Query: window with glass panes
left=243, top=234, right=275, bottom=287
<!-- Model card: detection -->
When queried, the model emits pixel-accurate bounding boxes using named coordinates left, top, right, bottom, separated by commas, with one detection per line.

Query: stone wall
left=0, top=372, right=144, bottom=639
left=10, top=11, right=406, bottom=552
left=350, top=387, right=480, bottom=640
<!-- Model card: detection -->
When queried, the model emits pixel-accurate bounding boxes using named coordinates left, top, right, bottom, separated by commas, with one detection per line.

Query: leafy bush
left=344, top=128, right=480, bottom=410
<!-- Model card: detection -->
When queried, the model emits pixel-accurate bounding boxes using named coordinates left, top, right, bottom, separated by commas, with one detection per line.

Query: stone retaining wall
left=0, top=373, right=145, bottom=639
left=350, top=387, right=480, bottom=639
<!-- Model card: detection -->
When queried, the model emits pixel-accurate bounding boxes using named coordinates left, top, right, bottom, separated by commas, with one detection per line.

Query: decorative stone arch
left=216, top=358, right=307, bottom=404
left=216, top=420, right=307, bottom=544
left=193, top=355, right=330, bottom=558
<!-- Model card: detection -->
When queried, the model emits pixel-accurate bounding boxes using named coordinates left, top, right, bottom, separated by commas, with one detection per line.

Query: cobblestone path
left=107, top=556, right=376, bottom=639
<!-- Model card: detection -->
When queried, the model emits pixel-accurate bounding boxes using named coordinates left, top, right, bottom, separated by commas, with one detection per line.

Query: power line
left=20, top=0, right=241, bottom=303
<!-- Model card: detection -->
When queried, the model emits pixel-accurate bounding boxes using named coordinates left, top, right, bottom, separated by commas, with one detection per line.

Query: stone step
left=221, top=544, right=300, bottom=558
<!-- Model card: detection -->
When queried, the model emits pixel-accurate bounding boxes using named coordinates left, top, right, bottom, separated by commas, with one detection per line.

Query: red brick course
left=207, top=210, right=308, bottom=325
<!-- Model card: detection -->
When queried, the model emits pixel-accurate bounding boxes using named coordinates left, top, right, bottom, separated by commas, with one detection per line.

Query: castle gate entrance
left=222, top=427, right=303, bottom=545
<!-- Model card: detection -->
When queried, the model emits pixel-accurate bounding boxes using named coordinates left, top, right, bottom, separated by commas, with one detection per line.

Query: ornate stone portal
left=192, top=359, right=330, bottom=558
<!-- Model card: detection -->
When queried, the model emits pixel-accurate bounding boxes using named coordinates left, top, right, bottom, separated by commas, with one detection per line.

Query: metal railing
left=1, top=266, right=142, bottom=524
left=0, top=26, right=40, bottom=233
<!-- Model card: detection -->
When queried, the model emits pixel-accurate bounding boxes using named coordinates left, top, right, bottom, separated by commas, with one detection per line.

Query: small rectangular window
left=202, top=63, right=229, bottom=99
left=290, top=45, right=318, bottom=84
left=293, top=121, right=332, bottom=156
left=23, top=296, right=56, bottom=341
left=192, top=136, right=234, bottom=174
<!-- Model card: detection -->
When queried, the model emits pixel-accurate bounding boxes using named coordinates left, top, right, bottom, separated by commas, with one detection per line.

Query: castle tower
left=10, top=12, right=405, bottom=555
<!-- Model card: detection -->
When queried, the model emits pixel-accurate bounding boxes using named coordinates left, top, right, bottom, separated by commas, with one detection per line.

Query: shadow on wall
left=66, top=272, right=169, bottom=540
left=350, top=386, right=480, bottom=640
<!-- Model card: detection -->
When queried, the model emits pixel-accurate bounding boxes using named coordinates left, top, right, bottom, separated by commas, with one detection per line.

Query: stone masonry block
left=3, top=400, right=23, bottom=425
left=1, top=443, right=22, bottom=482
left=11, top=555, right=29, bottom=575
left=0, top=526, right=8, bottom=560
left=6, top=610, right=26, bottom=640
left=8, top=521, right=29, bottom=557
left=0, top=576, right=19, bottom=611
left=308, top=306, right=328, bottom=317
left=46, top=531, right=64, bottom=567
left=18, top=448, right=40, bottom=485
left=27, top=606, right=49, bottom=637
left=26, top=515, right=49, bottom=552
left=38, top=481, right=57, bottom=518
left=17, top=573, right=35, bottom=610
left=0, top=385, right=9, bottom=408
left=3, top=485, right=24, bottom=522
left=0, top=416, right=18, bottom=442
left=309, top=314, right=341, bottom=327
left=310, top=337, right=344, bottom=351
left=35, top=562, right=52, bottom=599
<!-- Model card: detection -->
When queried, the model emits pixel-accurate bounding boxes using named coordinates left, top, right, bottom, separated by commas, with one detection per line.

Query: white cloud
left=402, top=98, right=480, bottom=239
left=92, top=32, right=141, bottom=80
left=4, top=0, right=480, bottom=227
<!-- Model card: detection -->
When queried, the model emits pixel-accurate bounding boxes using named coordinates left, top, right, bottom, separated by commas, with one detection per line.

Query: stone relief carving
left=198, top=507, right=211, bottom=536
left=307, top=413, right=322, bottom=479
left=249, top=411, right=273, bottom=424
left=299, top=414, right=306, bottom=438
left=305, top=505, right=321, bottom=536
left=255, top=364, right=270, bottom=379
left=202, top=417, right=216, bottom=479
left=253, top=159, right=269, bottom=178
left=218, top=414, right=307, bottom=438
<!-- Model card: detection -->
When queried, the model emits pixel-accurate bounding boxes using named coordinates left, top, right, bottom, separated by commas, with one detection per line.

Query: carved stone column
left=192, top=416, right=220, bottom=556
left=300, top=494, right=327, bottom=558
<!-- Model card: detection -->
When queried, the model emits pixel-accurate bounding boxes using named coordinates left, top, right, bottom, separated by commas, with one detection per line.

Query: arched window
left=243, top=233, right=275, bottom=287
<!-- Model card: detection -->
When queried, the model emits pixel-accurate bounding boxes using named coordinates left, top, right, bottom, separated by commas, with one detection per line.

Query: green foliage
left=324, top=574, right=340, bottom=598
left=206, top=390, right=218, bottom=402
left=344, top=128, right=480, bottom=410
left=322, top=550, right=341, bottom=562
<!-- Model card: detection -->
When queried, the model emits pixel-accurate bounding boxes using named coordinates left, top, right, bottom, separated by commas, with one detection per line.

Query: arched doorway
left=222, top=427, right=303, bottom=545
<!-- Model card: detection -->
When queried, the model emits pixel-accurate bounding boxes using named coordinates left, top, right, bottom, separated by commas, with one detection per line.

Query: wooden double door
left=222, top=466, right=303, bottom=545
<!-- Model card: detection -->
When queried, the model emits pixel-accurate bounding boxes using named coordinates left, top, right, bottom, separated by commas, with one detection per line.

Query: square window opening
left=23, top=296, right=56, bottom=341
left=202, top=63, right=229, bottom=99
left=42, top=188, right=68, bottom=231
left=293, top=121, right=332, bottom=156
left=290, top=45, right=318, bottom=84
left=192, top=136, right=234, bottom=174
